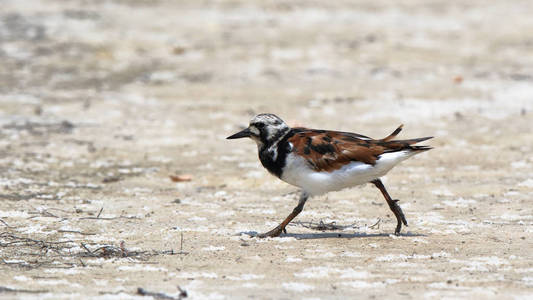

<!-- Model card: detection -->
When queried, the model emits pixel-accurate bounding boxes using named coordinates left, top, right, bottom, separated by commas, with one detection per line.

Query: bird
left=227, top=113, right=432, bottom=238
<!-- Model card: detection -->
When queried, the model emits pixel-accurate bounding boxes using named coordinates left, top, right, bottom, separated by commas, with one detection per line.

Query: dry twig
left=1, top=232, right=184, bottom=270
left=0, top=232, right=73, bottom=249
left=0, top=219, right=12, bottom=228
left=178, top=232, right=188, bottom=254
left=137, top=286, right=187, bottom=300
left=0, top=286, right=48, bottom=294
left=290, top=220, right=359, bottom=231
left=79, top=242, right=182, bottom=259
left=57, top=230, right=96, bottom=235
left=27, top=209, right=65, bottom=220
left=369, top=218, right=381, bottom=229
left=78, top=215, right=138, bottom=220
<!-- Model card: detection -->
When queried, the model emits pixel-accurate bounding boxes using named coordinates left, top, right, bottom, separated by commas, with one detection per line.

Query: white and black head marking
left=227, top=113, right=293, bottom=178
left=227, top=113, right=290, bottom=150
left=248, top=114, right=290, bottom=146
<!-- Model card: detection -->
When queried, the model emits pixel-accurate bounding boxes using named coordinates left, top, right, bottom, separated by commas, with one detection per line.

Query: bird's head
left=227, top=113, right=290, bottom=148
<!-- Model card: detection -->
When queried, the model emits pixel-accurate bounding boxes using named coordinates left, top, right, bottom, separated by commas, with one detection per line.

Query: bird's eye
left=255, top=123, right=265, bottom=129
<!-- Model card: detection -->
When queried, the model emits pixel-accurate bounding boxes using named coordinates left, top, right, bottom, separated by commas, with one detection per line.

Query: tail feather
left=382, top=124, right=403, bottom=142
left=380, top=125, right=433, bottom=153
left=403, top=136, right=433, bottom=145
left=410, top=144, right=433, bottom=152
left=403, top=136, right=433, bottom=152
left=381, top=136, right=433, bottom=154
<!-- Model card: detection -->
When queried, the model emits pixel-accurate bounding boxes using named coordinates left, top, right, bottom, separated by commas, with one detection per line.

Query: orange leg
left=372, top=179, right=408, bottom=235
left=257, top=192, right=308, bottom=238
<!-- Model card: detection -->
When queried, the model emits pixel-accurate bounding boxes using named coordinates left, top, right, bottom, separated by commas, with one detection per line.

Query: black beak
left=227, top=127, right=252, bottom=139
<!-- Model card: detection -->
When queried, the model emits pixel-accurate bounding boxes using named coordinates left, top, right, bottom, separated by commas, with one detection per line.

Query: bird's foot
left=392, top=199, right=408, bottom=236
left=256, top=225, right=285, bottom=238
left=392, top=199, right=408, bottom=226
left=394, top=227, right=402, bottom=236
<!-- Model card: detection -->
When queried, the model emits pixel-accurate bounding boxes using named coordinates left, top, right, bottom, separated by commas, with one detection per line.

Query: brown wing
left=288, top=126, right=432, bottom=172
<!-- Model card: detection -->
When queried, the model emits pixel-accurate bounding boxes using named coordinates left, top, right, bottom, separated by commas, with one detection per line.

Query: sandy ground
left=1, top=0, right=533, bottom=299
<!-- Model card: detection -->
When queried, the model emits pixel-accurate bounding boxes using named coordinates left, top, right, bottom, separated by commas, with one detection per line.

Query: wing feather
left=288, top=126, right=432, bottom=172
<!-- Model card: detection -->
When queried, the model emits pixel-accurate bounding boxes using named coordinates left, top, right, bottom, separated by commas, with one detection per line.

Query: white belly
left=280, top=151, right=416, bottom=196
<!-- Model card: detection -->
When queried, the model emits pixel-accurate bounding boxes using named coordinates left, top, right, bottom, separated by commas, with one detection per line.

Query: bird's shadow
left=239, top=231, right=426, bottom=240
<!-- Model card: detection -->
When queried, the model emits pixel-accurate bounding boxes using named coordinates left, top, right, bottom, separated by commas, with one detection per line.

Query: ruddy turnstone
left=227, top=113, right=432, bottom=238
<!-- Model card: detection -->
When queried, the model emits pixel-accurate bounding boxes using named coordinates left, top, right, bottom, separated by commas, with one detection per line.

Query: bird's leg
left=371, top=179, right=408, bottom=235
left=257, top=192, right=309, bottom=238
